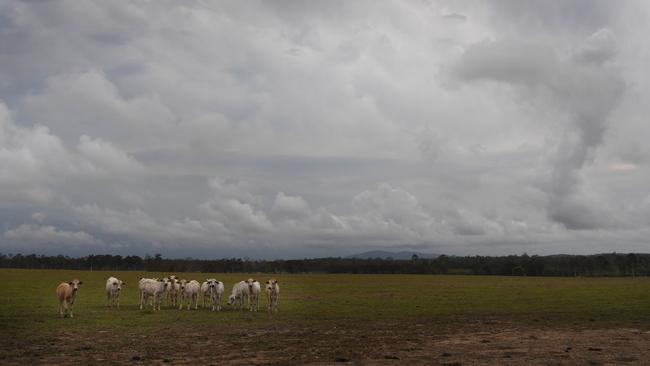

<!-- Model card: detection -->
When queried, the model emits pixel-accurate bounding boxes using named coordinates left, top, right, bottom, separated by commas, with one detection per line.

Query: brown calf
left=56, top=278, right=82, bottom=318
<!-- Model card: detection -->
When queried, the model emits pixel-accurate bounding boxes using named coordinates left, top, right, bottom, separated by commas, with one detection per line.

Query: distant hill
left=347, top=250, right=439, bottom=260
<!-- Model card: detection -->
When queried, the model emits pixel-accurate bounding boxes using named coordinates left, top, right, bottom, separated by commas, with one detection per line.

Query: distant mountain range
left=347, top=250, right=439, bottom=260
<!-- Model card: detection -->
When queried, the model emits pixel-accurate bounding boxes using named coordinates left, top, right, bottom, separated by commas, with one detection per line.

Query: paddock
left=1, top=269, right=649, bottom=364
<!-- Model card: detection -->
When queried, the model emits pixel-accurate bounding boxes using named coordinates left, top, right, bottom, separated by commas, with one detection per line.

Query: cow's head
left=112, top=279, right=123, bottom=292
left=227, top=294, right=236, bottom=305
left=246, top=278, right=256, bottom=290
left=266, top=279, right=278, bottom=292
left=68, top=278, right=82, bottom=292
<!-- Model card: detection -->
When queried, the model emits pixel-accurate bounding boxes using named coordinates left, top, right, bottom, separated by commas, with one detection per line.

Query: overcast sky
left=1, top=0, right=649, bottom=259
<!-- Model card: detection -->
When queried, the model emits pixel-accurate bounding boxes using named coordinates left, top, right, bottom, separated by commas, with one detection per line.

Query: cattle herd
left=56, top=276, right=280, bottom=318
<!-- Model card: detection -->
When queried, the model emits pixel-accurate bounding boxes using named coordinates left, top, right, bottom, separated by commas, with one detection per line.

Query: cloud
left=77, top=135, right=144, bottom=177
left=454, top=40, right=556, bottom=86
left=574, top=27, right=617, bottom=64
left=453, top=30, right=626, bottom=230
left=1, top=1, right=650, bottom=257
left=271, top=192, right=312, bottom=220
left=198, top=177, right=273, bottom=233
left=68, top=202, right=232, bottom=253
left=3, top=224, right=102, bottom=247
left=22, top=71, right=175, bottom=148
left=547, top=196, right=618, bottom=231
left=0, top=98, right=146, bottom=208
left=31, top=212, right=45, bottom=223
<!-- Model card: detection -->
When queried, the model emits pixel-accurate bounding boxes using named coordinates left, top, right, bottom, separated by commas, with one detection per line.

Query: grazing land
left=1, top=269, right=649, bottom=365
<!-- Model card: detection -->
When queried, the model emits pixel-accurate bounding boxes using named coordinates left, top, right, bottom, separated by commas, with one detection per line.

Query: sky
left=1, top=0, right=650, bottom=259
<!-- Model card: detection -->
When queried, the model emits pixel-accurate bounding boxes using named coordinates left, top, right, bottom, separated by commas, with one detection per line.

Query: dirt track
left=3, top=320, right=650, bottom=365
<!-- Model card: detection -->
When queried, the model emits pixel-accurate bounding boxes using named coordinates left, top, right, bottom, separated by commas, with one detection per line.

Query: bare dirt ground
left=3, top=319, right=650, bottom=365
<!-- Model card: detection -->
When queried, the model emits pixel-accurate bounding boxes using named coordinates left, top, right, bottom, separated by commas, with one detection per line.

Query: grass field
left=2, top=269, right=650, bottom=330
left=1, top=269, right=650, bottom=364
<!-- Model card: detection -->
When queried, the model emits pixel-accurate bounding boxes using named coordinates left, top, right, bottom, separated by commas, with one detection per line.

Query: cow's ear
left=274, top=280, right=278, bottom=284
left=78, top=281, right=83, bottom=285
left=266, top=281, right=270, bottom=284
left=69, top=282, right=73, bottom=285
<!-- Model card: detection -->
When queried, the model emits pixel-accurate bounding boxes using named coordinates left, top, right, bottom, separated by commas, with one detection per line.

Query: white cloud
left=271, top=192, right=312, bottom=220
left=22, top=71, right=175, bottom=148
left=77, top=135, right=143, bottom=177
left=4, top=224, right=102, bottom=246
left=0, top=98, right=146, bottom=208
left=198, top=177, right=273, bottom=233
left=31, top=212, right=45, bottom=223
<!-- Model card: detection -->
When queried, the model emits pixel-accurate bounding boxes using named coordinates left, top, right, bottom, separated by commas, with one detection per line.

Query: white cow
left=178, top=279, right=188, bottom=307
left=155, top=277, right=171, bottom=305
left=105, top=277, right=125, bottom=308
left=200, top=281, right=211, bottom=308
left=56, top=278, right=83, bottom=318
left=180, top=279, right=200, bottom=310
left=266, top=279, right=280, bottom=313
left=246, top=278, right=261, bottom=312
left=206, top=279, right=225, bottom=311
left=227, top=281, right=250, bottom=310
left=166, top=275, right=180, bottom=307
left=138, top=278, right=151, bottom=308
left=139, top=278, right=168, bottom=311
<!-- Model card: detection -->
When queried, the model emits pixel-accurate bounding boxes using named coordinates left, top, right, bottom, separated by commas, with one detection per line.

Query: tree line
left=1, top=252, right=649, bottom=277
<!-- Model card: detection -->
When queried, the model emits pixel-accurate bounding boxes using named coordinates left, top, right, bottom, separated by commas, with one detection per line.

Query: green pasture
left=1, top=269, right=649, bottom=332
